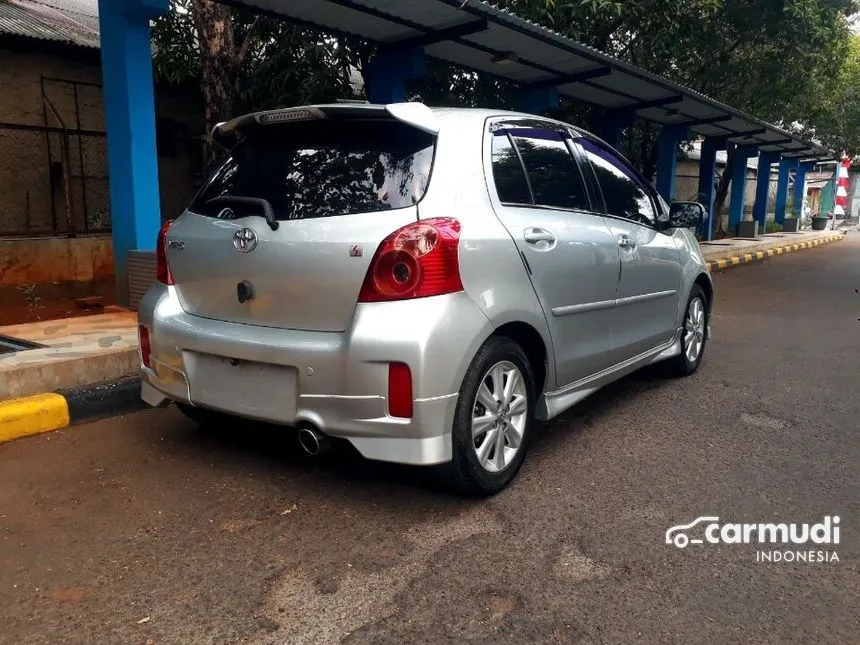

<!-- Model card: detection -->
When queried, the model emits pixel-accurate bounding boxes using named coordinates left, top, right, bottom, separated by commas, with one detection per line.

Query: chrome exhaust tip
left=297, top=426, right=331, bottom=456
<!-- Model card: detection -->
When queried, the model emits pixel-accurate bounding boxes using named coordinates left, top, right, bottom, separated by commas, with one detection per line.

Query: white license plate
left=184, top=352, right=297, bottom=423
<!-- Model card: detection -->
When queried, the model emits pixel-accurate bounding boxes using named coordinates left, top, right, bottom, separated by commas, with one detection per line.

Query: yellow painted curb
left=706, top=233, right=845, bottom=272
left=0, top=394, right=70, bottom=444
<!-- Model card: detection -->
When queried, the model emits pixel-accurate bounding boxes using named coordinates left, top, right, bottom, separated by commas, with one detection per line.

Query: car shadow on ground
left=160, top=362, right=679, bottom=498
left=536, top=363, right=675, bottom=444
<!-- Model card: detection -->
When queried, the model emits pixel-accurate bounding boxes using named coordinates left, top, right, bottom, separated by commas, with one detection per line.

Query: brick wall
left=0, top=43, right=203, bottom=237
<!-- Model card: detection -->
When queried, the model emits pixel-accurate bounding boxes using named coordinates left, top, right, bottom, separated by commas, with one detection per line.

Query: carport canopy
left=97, top=0, right=830, bottom=306
left=227, top=0, right=829, bottom=160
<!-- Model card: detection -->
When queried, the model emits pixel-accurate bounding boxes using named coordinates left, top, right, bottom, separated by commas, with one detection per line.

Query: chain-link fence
left=0, top=76, right=110, bottom=237
left=0, top=124, right=110, bottom=236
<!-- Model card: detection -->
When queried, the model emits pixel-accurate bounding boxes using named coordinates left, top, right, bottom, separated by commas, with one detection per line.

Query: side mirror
left=669, top=202, right=706, bottom=228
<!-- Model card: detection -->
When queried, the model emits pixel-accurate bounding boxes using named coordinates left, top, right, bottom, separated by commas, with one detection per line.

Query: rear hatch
left=166, top=104, right=438, bottom=332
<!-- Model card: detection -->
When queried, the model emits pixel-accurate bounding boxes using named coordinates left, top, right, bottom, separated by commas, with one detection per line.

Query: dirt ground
left=0, top=279, right=116, bottom=327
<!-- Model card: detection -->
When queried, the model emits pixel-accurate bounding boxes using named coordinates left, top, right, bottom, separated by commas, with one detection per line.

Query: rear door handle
left=524, top=228, right=556, bottom=244
left=618, top=235, right=637, bottom=249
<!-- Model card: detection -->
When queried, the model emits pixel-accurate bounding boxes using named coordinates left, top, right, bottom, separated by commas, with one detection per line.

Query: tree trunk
left=713, top=145, right=734, bottom=236
left=191, top=0, right=237, bottom=170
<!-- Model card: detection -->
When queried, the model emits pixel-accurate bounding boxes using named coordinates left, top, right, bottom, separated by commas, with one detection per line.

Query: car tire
left=440, top=336, right=536, bottom=496
left=666, top=284, right=709, bottom=377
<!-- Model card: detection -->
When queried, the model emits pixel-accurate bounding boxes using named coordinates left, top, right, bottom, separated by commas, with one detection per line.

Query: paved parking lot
left=2, top=236, right=859, bottom=644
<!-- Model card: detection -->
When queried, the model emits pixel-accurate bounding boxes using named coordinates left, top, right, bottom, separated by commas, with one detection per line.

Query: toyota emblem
left=233, top=227, right=258, bottom=253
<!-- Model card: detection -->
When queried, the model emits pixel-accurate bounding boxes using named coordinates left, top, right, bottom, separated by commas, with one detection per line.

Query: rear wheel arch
left=491, top=321, right=548, bottom=397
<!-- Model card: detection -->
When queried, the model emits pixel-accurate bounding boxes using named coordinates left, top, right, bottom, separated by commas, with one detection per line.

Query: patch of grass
left=16, top=284, right=45, bottom=321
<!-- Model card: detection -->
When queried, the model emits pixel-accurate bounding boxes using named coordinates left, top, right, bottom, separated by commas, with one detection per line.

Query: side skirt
left=536, top=327, right=683, bottom=421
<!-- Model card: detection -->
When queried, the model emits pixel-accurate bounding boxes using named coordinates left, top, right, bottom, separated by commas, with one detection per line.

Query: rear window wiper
left=206, top=196, right=280, bottom=231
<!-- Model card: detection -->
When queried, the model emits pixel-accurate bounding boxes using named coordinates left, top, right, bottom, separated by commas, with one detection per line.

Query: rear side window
left=509, top=129, right=590, bottom=211
left=189, top=120, right=435, bottom=220
left=579, top=138, right=656, bottom=226
left=491, top=132, right=532, bottom=205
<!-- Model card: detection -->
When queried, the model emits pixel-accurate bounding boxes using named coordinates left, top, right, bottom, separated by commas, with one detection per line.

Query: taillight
left=358, top=218, right=463, bottom=302
left=138, top=325, right=152, bottom=369
left=156, top=219, right=174, bottom=285
left=388, top=362, right=413, bottom=418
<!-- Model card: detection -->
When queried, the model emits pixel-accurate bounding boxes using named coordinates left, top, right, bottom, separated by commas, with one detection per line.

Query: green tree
left=509, top=0, right=856, bottom=232
left=151, top=0, right=363, bottom=167
left=800, top=35, right=860, bottom=157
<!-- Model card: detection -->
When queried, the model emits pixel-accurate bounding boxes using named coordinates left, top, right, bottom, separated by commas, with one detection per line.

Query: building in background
left=672, top=141, right=780, bottom=230
left=0, top=0, right=202, bottom=303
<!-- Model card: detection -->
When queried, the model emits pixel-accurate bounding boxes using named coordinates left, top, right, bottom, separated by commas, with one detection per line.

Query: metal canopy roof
left=229, top=0, right=830, bottom=161
left=0, top=0, right=100, bottom=49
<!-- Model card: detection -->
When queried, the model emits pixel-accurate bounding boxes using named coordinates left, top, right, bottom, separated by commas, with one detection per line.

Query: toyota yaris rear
left=138, top=103, right=713, bottom=494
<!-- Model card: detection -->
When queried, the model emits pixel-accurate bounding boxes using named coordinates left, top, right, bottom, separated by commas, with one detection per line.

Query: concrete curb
left=0, top=376, right=144, bottom=444
left=706, top=233, right=845, bottom=273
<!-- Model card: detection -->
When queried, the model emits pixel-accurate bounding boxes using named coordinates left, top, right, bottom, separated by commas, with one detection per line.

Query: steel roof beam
left=757, top=138, right=793, bottom=147
left=527, top=67, right=612, bottom=90
left=614, top=94, right=684, bottom=111
left=382, top=18, right=488, bottom=49
left=674, top=115, right=733, bottom=126
left=727, top=128, right=767, bottom=140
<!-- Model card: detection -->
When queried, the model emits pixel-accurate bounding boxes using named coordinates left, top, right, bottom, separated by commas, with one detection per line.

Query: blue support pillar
left=752, top=151, right=780, bottom=229
left=98, top=0, right=169, bottom=306
left=729, top=145, right=758, bottom=233
left=655, top=125, right=691, bottom=202
left=774, top=158, right=799, bottom=223
left=366, top=46, right=426, bottom=103
left=697, top=136, right=728, bottom=241
left=792, top=161, right=815, bottom=218
left=597, top=109, right=637, bottom=151
left=516, top=86, right=559, bottom=115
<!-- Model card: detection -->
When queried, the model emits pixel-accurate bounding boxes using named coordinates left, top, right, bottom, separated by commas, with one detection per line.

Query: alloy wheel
left=471, top=361, right=528, bottom=473
left=684, top=296, right=706, bottom=363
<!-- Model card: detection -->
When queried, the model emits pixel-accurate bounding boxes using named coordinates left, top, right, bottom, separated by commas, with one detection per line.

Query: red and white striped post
left=833, top=153, right=851, bottom=229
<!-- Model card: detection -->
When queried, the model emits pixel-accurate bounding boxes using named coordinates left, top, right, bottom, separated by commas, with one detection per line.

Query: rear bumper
left=138, top=284, right=493, bottom=465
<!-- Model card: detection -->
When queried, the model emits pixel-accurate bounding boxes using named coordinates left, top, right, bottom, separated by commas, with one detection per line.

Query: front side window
left=579, top=138, right=656, bottom=226
left=189, top=119, right=435, bottom=221
left=508, top=129, right=590, bottom=211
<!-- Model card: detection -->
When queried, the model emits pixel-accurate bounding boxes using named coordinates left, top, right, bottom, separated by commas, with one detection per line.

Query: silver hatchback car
left=139, top=102, right=712, bottom=494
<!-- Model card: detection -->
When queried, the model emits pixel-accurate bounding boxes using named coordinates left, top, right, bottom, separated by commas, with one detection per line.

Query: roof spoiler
left=212, top=102, right=439, bottom=149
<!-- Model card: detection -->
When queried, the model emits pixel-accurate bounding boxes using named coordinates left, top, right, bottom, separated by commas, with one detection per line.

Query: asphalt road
left=2, top=235, right=859, bottom=645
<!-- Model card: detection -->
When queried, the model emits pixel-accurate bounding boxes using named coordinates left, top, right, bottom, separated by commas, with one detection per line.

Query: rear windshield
left=188, top=119, right=435, bottom=221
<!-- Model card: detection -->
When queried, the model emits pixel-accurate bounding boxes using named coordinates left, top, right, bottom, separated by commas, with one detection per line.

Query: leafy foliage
left=798, top=35, right=860, bottom=157
left=153, top=0, right=362, bottom=110
left=151, top=0, right=860, bottom=167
